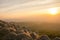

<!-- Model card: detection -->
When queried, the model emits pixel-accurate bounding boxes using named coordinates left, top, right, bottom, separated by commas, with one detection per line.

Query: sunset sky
left=0, top=0, right=60, bottom=22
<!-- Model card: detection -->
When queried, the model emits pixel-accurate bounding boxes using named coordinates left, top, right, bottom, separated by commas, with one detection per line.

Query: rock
left=53, top=37, right=60, bottom=40
left=38, top=35, right=50, bottom=40
left=16, top=33, right=33, bottom=40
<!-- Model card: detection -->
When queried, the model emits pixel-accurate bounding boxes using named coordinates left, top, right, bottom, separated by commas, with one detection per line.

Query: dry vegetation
left=0, top=20, right=60, bottom=40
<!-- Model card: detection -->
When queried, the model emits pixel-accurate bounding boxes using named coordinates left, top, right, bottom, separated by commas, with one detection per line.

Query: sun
left=48, top=8, right=58, bottom=15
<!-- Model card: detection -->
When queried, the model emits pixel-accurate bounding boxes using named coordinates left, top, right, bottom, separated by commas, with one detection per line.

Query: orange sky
left=0, top=0, right=60, bottom=22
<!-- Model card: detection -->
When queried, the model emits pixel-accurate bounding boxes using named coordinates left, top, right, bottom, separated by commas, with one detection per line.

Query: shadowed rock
left=38, top=35, right=50, bottom=40
left=2, top=32, right=17, bottom=40
left=30, top=32, right=39, bottom=40
left=0, top=28, right=10, bottom=39
left=53, top=37, right=60, bottom=40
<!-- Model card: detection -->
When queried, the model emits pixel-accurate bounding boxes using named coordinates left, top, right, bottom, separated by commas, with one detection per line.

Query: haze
left=0, top=0, right=60, bottom=22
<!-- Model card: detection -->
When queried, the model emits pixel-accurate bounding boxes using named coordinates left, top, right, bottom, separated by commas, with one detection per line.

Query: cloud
left=0, top=0, right=60, bottom=13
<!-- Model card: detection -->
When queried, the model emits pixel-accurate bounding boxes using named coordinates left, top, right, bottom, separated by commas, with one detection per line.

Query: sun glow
left=48, top=8, right=58, bottom=15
